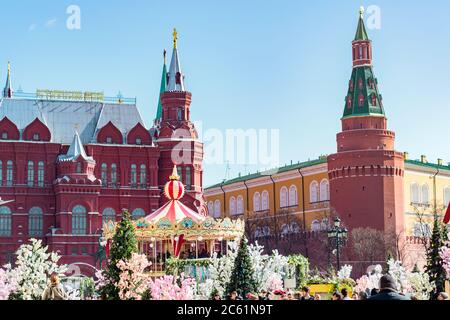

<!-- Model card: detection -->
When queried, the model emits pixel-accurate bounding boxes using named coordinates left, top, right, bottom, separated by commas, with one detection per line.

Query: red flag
left=444, top=202, right=450, bottom=224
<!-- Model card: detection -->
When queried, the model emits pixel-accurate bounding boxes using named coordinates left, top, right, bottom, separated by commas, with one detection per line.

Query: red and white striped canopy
left=145, top=199, right=206, bottom=224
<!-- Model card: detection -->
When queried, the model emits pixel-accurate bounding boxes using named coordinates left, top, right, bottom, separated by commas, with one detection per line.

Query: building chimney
left=438, top=159, right=443, bottom=166
left=403, top=152, right=409, bottom=160
left=421, top=155, right=427, bottom=163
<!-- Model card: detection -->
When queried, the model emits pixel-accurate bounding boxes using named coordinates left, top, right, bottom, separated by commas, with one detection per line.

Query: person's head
left=379, top=275, right=398, bottom=292
left=370, top=288, right=380, bottom=296
left=214, top=294, right=221, bottom=300
left=50, top=272, right=59, bottom=285
left=332, top=292, right=342, bottom=300
left=314, top=294, right=321, bottom=300
left=230, top=291, right=238, bottom=299
left=437, top=292, right=449, bottom=300
left=301, top=286, right=310, bottom=296
left=259, top=290, right=267, bottom=297
left=341, top=288, right=348, bottom=298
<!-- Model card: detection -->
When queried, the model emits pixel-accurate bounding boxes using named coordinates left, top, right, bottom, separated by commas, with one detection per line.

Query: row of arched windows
left=253, top=191, right=270, bottom=212
left=99, top=163, right=148, bottom=189
left=280, top=186, right=298, bottom=208
left=208, top=200, right=222, bottom=218
left=0, top=160, right=45, bottom=187
left=229, top=196, right=244, bottom=216
left=0, top=205, right=147, bottom=237
left=309, top=180, right=330, bottom=203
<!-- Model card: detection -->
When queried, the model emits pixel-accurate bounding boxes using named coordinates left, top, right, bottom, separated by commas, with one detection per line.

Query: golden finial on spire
left=169, top=165, right=180, bottom=181
left=359, top=6, right=365, bottom=18
left=173, top=28, right=178, bottom=49
left=7, top=61, right=11, bottom=75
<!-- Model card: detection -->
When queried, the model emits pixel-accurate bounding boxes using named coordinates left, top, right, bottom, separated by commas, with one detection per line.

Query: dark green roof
left=342, top=66, right=385, bottom=119
left=205, top=157, right=328, bottom=190
left=354, top=15, right=369, bottom=41
left=405, top=159, right=450, bottom=172
left=155, top=62, right=167, bottom=121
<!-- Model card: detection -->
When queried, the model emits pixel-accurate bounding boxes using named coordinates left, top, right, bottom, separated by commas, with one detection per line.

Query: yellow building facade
left=205, top=154, right=450, bottom=240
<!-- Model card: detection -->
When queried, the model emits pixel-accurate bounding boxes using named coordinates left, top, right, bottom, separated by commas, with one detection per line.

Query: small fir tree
left=226, top=237, right=257, bottom=299
left=99, top=210, right=138, bottom=299
left=425, top=216, right=447, bottom=299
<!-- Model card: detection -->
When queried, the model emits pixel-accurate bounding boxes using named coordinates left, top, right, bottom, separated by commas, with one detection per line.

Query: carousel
left=103, top=166, right=244, bottom=275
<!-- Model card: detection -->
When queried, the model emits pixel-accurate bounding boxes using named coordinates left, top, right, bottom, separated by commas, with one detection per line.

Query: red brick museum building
left=0, top=36, right=205, bottom=272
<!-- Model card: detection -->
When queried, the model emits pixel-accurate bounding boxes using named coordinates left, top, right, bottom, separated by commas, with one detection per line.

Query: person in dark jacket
left=368, top=275, right=410, bottom=300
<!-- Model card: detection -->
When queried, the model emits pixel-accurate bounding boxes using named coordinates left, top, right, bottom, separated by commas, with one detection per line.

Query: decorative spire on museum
left=343, top=8, right=384, bottom=119
left=58, top=131, right=94, bottom=162
left=155, top=50, right=168, bottom=122
left=3, top=62, right=13, bottom=98
left=166, top=28, right=186, bottom=92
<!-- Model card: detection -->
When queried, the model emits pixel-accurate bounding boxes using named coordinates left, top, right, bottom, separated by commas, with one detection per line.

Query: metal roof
left=0, top=98, right=145, bottom=144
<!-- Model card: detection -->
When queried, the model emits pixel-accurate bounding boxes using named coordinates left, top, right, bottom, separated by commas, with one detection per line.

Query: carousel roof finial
left=169, top=165, right=180, bottom=181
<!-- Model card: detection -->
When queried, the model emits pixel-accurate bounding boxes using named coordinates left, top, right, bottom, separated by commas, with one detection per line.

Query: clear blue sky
left=1, top=0, right=449, bottom=186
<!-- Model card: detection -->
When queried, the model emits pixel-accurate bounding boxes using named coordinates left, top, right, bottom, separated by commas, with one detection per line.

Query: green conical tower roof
left=155, top=50, right=167, bottom=121
left=354, top=7, right=369, bottom=41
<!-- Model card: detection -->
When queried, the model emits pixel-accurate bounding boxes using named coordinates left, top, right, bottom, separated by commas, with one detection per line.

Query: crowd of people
left=218, top=275, right=450, bottom=301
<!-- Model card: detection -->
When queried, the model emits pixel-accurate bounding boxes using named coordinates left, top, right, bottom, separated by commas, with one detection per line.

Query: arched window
left=214, top=200, right=221, bottom=218
left=140, top=164, right=147, bottom=188
left=27, top=161, right=34, bottom=187
left=76, top=162, right=82, bottom=174
left=130, top=164, right=137, bottom=187
left=289, top=185, right=298, bottom=206
left=208, top=202, right=214, bottom=216
left=319, top=179, right=330, bottom=201
left=0, top=160, right=2, bottom=186
left=310, top=181, right=319, bottom=203
left=421, top=184, right=429, bottom=205
left=261, top=191, right=269, bottom=211
left=131, top=208, right=145, bottom=220
left=253, top=192, right=261, bottom=212
left=28, top=207, right=43, bottom=237
left=6, top=160, right=13, bottom=186
left=290, top=222, right=300, bottom=234
left=38, top=161, right=45, bottom=187
left=229, top=197, right=237, bottom=216
left=102, top=208, right=116, bottom=226
left=237, top=196, right=244, bottom=215
left=185, top=167, right=191, bottom=190
left=280, top=187, right=288, bottom=208
left=101, top=163, right=108, bottom=187
left=444, top=187, right=450, bottom=206
left=111, top=164, right=117, bottom=187
left=311, top=220, right=321, bottom=232
left=72, top=205, right=87, bottom=235
left=411, top=183, right=420, bottom=204
left=0, top=206, right=12, bottom=236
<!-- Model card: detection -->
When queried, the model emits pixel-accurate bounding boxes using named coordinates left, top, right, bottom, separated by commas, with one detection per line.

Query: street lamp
left=327, top=217, right=348, bottom=270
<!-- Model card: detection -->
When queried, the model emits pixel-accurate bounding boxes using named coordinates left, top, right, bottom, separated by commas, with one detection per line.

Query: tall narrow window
left=0, top=160, right=3, bottom=186
left=237, top=196, right=244, bottom=215
left=261, top=191, right=269, bottom=211
left=111, top=164, right=117, bottom=187
left=185, top=167, right=191, bottom=190
left=422, top=184, right=429, bottom=205
left=28, top=207, right=43, bottom=237
left=253, top=192, right=261, bottom=212
left=140, top=164, right=147, bottom=188
left=177, top=166, right=183, bottom=183
left=310, top=181, right=319, bottom=203
left=214, top=200, right=221, bottom=218
left=6, top=161, right=13, bottom=186
left=280, top=187, right=288, bottom=208
left=177, top=108, right=183, bottom=121
left=0, top=206, right=12, bottom=237
left=76, top=162, right=82, bottom=174
left=27, top=161, right=34, bottom=187
left=131, top=164, right=137, bottom=187
left=411, top=183, right=420, bottom=204
left=101, top=163, right=108, bottom=187
left=319, top=180, right=330, bottom=202
left=72, top=205, right=87, bottom=235
left=38, top=161, right=45, bottom=187
left=229, top=197, right=237, bottom=216
left=289, top=185, right=298, bottom=206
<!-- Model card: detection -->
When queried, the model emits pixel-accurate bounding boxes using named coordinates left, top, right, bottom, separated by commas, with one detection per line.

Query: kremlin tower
left=327, top=9, right=405, bottom=239
left=155, top=29, right=205, bottom=213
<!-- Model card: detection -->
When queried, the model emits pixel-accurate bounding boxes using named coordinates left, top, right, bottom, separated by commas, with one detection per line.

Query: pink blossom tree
left=115, top=253, right=151, bottom=300
left=0, top=265, right=17, bottom=300
left=149, top=274, right=196, bottom=300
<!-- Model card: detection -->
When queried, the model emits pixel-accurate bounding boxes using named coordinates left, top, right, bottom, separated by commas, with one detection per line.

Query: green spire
left=354, top=7, right=369, bottom=41
left=155, top=50, right=167, bottom=121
